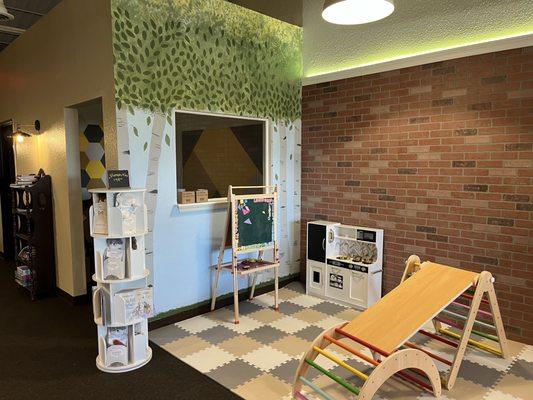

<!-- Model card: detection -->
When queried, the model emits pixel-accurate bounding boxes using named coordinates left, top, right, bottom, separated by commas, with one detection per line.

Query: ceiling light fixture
left=0, top=0, right=14, bottom=21
left=322, top=0, right=395, bottom=25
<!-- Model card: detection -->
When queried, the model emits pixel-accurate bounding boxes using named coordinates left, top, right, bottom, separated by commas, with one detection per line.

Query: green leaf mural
left=111, top=0, right=302, bottom=122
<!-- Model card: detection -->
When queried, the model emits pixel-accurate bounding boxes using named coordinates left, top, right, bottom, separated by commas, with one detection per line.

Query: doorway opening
left=0, top=121, right=16, bottom=261
left=65, top=98, right=106, bottom=297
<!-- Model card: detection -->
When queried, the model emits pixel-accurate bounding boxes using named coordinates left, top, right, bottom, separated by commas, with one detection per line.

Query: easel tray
left=222, top=259, right=280, bottom=275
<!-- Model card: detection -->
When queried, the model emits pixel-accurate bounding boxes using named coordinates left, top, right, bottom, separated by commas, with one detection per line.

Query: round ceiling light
left=322, top=0, right=395, bottom=25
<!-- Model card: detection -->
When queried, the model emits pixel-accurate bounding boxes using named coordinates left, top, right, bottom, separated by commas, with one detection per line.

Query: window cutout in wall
left=176, top=112, right=265, bottom=199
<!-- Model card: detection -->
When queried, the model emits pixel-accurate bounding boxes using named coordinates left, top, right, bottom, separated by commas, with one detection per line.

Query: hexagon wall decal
left=84, top=124, right=104, bottom=143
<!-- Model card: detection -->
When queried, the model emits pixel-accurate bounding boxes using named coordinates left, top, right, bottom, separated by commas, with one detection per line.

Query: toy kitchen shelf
left=306, top=221, right=383, bottom=309
left=89, top=188, right=153, bottom=373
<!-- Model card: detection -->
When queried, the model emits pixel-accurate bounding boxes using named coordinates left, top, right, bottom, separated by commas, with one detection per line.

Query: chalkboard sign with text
left=107, top=170, right=130, bottom=188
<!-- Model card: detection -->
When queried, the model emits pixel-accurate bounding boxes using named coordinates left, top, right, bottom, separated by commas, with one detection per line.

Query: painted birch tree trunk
left=144, top=112, right=167, bottom=284
left=115, top=106, right=131, bottom=173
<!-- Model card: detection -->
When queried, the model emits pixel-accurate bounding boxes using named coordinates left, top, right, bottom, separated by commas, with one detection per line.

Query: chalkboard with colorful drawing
left=234, top=197, right=274, bottom=251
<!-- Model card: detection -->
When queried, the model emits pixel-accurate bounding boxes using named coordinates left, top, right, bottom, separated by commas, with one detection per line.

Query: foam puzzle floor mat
left=151, top=283, right=533, bottom=399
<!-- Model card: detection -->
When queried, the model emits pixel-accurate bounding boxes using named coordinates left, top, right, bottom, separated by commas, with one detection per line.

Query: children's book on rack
left=15, top=265, right=32, bottom=287
left=89, top=190, right=147, bottom=237
left=93, top=236, right=146, bottom=281
left=93, top=286, right=153, bottom=326
left=105, top=327, right=129, bottom=367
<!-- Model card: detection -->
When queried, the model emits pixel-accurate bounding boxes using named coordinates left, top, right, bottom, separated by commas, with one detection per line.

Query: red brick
left=301, top=46, right=533, bottom=345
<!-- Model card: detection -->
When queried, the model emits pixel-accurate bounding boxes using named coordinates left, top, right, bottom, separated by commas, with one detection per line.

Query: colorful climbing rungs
left=438, top=328, right=502, bottom=356
left=324, top=335, right=378, bottom=366
left=451, top=300, right=492, bottom=318
left=419, top=329, right=458, bottom=348
left=327, top=333, right=434, bottom=392
left=305, top=358, right=361, bottom=396
left=335, top=328, right=391, bottom=357
left=404, top=341, right=453, bottom=366
left=299, top=376, right=334, bottom=400
left=441, top=309, right=496, bottom=330
left=460, top=292, right=490, bottom=305
left=435, top=316, right=499, bottom=342
left=313, top=346, right=369, bottom=381
left=294, top=391, right=309, bottom=400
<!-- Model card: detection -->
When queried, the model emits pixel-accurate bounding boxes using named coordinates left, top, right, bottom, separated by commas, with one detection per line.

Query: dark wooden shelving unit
left=11, top=175, right=56, bottom=299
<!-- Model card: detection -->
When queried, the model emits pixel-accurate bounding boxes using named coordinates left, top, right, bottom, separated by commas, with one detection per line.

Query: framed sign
left=107, top=170, right=130, bottom=188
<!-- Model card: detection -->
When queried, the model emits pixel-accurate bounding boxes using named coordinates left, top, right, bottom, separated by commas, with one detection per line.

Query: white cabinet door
left=307, top=260, right=326, bottom=296
left=350, top=271, right=367, bottom=308
left=325, top=266, right=350, bottom=302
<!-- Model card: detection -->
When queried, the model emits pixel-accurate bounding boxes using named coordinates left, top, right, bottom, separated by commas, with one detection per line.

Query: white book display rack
left=89, top=188, right=152, bottom=373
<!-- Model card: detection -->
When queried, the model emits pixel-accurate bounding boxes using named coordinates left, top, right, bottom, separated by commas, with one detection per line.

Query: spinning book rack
left=293, top=255, right=509, bottom=399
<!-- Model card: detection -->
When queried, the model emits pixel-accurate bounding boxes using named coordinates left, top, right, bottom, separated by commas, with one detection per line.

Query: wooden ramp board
left=340, top=262, right=479, bottom=354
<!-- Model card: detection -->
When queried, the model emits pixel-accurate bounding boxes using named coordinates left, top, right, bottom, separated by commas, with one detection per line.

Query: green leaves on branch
left=111, top=1, right=301, bottom=122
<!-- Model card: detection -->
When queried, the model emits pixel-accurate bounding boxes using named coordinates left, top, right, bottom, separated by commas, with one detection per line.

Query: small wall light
left=322, top=0, right=395, bottom=25
left=8, top=120, right=40, bottom=144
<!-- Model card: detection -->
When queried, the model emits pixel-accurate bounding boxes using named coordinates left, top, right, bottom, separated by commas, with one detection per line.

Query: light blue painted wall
left=116, top=108, right=301, bottom=314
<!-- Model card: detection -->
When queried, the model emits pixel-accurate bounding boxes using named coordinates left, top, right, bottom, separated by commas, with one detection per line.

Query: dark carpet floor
left=0, top=259, right=241, bottom=400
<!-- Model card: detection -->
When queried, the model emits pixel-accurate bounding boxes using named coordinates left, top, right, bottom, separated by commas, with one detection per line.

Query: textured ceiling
left=303, top=0, right=533, bottom=79
left=227, top=0, right=303, bottom=26
left=0, top=0, right=61, bottom=52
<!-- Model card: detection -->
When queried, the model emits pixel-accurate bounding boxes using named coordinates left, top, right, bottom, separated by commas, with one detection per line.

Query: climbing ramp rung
left=324, top=335, right=378, bottom=366
left=299, top=376, right=334, bottom=400
left=460, top=292, right=490, bottom=305
left=294, top=391, right=309, bottom=400
left=313, top=346, right=369, bottom=381
left=450, top=301, right=492, bottom=318
left=335, top=328, right=391, bottom=357
left=325, top=334, right=434, bottom=392
left=438, top=328, right=502, bottom=356
left=305, top=359, right=361, bottom=395
left=404, top=341, right=453, bottom=366
left=419, top=329, right=458, bottom=348
left=434, top=316, right=499, bottom=342
left=441, top=309, right=496, bottom=330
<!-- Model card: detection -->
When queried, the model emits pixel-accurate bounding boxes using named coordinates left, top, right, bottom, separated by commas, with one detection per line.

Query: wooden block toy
left=178, top=190, right=195, bottom=204
left=293, top=254, right=509, bottom=399
left=195, top=189, right=208, bottom=202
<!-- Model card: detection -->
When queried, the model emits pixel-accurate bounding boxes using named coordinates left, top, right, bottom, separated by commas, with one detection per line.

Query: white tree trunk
left=144, top=112, right=166, bottom=284
left=115, top=106, right=131, bottom=174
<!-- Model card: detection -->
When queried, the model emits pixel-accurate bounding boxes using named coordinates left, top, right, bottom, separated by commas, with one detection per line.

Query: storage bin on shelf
left=89, top=189, right=147, bottom=238
left=93, top=235, right=146, bottom=281
left=89, top=188, right=152, bottom=373
left=96, top=320, right=151, bottom=372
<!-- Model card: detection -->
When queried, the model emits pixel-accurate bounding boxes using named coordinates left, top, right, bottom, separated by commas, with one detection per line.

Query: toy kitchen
left=306, top=221, right=383, bottom=309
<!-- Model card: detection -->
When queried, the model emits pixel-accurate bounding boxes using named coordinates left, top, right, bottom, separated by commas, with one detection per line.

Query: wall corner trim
left=303, top=33, right=533, bottom=86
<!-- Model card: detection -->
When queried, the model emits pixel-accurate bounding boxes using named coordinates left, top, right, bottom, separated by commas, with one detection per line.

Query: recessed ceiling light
left=322, top=0, right=395, bottom=25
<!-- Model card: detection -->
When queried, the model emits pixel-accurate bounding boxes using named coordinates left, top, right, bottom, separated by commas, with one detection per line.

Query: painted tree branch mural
left=110, top=0, right=302, bottom=310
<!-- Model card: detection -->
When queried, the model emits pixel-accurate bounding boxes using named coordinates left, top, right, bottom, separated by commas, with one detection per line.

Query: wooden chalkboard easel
left=211, top=185, right=279, bottom=324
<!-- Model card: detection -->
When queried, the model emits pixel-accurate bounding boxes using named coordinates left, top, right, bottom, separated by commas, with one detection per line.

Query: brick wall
left=301, top=47, right=533, bottom=344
